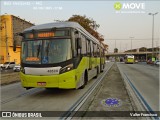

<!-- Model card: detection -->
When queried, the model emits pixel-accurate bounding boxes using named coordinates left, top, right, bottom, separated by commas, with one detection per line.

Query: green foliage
left=147, top=54, right=156, bottom=60
left=114, top=48, right=118, bottom=53
left=68, top=15, right=104, bottom=41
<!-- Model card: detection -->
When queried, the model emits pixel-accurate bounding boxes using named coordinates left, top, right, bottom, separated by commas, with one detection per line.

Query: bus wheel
left=79, top=71, right=88, bottom=89
left=94, top=67, right=99, bottom=78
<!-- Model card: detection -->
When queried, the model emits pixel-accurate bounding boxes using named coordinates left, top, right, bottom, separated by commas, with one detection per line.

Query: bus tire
left=94, top=66, right=99, bottom=78
left=79, top=71, right=88, bottom=89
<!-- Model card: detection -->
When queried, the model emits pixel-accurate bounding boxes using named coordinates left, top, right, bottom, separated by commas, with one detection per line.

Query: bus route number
left=26, top=57, right=40, bottom=61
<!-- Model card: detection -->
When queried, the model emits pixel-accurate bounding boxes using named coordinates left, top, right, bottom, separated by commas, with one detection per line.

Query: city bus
left=19, top=22, right=105, bottom=89
left=124, top=55, right=135, bottom=64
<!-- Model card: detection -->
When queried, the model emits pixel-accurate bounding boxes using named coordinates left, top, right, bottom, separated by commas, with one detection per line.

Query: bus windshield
left=21, top=39, right=72, bottom=64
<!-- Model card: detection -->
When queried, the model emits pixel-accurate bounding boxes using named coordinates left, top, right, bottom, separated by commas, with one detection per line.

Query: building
left=0, top=14, right=34, bottom=64
left=125, top=47, right=160, bottom=53
left=124, top=47, right=160, bottom=60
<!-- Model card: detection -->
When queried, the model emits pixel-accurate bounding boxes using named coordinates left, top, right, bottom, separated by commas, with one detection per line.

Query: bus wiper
left=37, top=44, right=41, bottom=57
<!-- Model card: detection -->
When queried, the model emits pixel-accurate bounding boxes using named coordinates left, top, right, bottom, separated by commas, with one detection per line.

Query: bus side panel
left=75, top=57, right=89, bottom=88
left=59, top=70, right=76, bottom=89
left=91, top=57, right=96, bottom=69
left=97, top=57, right=100, bottom=68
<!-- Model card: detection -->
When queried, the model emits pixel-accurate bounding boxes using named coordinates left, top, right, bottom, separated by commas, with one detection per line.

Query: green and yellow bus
left=19, top=22, right=105, bottom=89
left=124, top=55, right=135, bottom=64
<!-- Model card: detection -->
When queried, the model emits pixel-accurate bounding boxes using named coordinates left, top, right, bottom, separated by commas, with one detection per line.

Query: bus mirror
left=77, top=38, right=82, bottom=49
left=18, top=32, right=24, bottom=37
left=75, top=30, right=79, bottom=34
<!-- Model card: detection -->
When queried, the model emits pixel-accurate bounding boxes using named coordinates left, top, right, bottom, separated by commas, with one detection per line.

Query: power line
left=104, top=38, right=159, bottom=41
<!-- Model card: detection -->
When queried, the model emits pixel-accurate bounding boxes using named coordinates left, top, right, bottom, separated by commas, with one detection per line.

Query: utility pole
left=120, top=42, right=121, bottom=52
left=125, top=43, right=127, bottom=51
left=115, top=39, right=116, bottom=49
left=156, top=40, right=159, bottom=60
left=130, top=37, right=134, bottom=52
left=148, top=12, right=158, bottom=61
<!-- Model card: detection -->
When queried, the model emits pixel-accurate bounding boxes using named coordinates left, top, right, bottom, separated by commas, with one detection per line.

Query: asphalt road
left=1, top=62, right=113, bottom=113
left=117, top=62, right=159, bottom=111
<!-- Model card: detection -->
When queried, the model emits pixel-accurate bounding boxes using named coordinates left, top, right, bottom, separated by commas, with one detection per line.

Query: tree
left=68, top=15, right=104, bottom=41
left=114, top=48, right=118, bottom=53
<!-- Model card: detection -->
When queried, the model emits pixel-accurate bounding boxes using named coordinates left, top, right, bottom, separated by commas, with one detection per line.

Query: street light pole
left=148, top=12, right=158, bottom=60
left=115, top=39, right=116, bottom=49
left=130, top=37, right=134, bottom=52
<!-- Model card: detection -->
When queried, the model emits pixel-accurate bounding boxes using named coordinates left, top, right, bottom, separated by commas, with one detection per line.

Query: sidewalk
left=0, top=72, right=20, bottom=85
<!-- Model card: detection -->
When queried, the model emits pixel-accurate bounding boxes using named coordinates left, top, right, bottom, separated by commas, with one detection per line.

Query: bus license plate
left=37, top=82, right=46, bottom=86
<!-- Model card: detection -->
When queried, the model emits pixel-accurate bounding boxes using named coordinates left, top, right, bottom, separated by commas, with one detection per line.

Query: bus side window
left=94, top=43, right=97, bottom=57
left=97, top=45, right=100, bottom=57
left=93, top=43, right=95, bottom=57
left=101, top=47, right=103, bottom=57
left=72, top=29, right=77, bottom=57
left=74, top=30, right=81, bottom=56
left=77, top=40, right=81, bottom=56
left=86, top=39, right=88, bottom=56
left=81, top=35, right=86, bottom=56
left=103, top=49, right=105, bottom=57
left=90, top=41, right=94, bottom=57
left=100, top=47, right=102, bottom=57
left=87, top=39, right=91, bottom=56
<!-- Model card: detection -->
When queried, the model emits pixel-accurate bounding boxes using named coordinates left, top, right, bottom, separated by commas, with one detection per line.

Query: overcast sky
left=1, top=0, right=160, bottom=52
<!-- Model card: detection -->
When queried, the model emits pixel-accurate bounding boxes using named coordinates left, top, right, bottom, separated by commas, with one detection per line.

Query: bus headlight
left=60, top=64, right=73, bottom=74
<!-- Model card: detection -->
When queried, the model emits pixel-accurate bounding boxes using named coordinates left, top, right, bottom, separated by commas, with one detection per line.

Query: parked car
left=0, top=64, right=3, bottom=67
left=13, top=64, right=21, bottom=72
left=0, top=64, right=3, bottom=70
left=2, top=62, right=15, bottom=69
left=155, top=61, right=160, bottom=66
left=154, top=60, right=160, bottom=66
left=154, top=60, right=159, bottom=65
left=105, top=60, right=111, bottom=63
left=135, top=60, right=139, bottom=63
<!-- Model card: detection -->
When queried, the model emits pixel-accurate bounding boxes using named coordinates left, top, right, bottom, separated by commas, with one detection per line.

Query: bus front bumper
left=20, top=70, right=76, bottom=89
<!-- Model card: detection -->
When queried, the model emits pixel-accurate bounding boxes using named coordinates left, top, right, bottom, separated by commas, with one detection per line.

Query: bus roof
left=24, top=22, right=102, bottom=46
left=125, top=55, right=134, bottom=56
left=24, top=22, right=82, bottom=31
left=125, top=55, right=134, bottom=58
